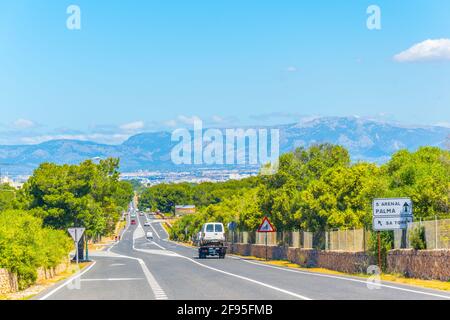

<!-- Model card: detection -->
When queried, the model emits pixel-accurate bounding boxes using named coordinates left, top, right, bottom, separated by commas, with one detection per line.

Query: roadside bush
left=0, top=210, right=72, bottom=289
left=409, top=225, right=427, bottom=250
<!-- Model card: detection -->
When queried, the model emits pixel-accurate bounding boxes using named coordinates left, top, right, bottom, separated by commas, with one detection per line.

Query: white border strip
left=39, top=261, right=97, bottom=300
left=240, top=259, right=450, bottom=299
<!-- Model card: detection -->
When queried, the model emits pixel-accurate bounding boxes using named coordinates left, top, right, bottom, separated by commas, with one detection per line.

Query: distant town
left=1, top=167, right=260, bottom=189
left=120, top=167, right=259, bottom=186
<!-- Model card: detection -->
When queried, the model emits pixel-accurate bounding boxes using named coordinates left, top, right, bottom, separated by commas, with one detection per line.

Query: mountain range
left=0, top=116, right=448, bottom=176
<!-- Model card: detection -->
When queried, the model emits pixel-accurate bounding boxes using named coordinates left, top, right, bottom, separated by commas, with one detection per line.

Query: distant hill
left=0, top=117, right=448, bottom=175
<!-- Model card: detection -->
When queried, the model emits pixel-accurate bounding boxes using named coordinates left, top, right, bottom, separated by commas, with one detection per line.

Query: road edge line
left=240, top=258, right=450, bottom=299
left=38, top=261, right=97, bottom=300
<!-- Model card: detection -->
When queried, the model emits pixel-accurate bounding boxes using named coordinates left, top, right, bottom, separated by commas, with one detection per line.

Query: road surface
left=35, top=213, right=450, bottom=300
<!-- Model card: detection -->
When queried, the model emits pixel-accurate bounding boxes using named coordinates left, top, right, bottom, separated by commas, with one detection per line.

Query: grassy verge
left=231, top=254, right=450, bottom=292
left=0, top=261, right=91, bottom=300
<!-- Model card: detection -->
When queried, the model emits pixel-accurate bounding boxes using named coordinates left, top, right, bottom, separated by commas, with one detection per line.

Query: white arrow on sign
left=68, top=228, right=85, bottom=243
left=373, top=216, right=413, bottom=231
left=372, top=198, right=413, bottom=217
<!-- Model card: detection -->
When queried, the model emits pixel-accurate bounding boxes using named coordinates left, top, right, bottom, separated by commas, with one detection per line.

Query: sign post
left=68, top=227, right=85, bottom=265
left=228, top=221, right=237, bottom=254
left=257, top=217, right=275, bottom=261
left=377, top=231, right=381, bottom=272
left=372, top=198, right=413, bottom=271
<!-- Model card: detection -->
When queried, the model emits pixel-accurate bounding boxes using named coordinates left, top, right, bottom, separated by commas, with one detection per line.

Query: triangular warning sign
left=257, top=217, right=275, bottom=233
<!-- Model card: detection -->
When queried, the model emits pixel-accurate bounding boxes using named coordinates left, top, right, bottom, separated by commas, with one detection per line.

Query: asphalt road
left=35, top=213, right=450, bottom=300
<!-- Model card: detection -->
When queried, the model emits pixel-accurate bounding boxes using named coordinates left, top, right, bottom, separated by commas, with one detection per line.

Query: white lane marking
left=113, top=251, right=168, bottom=300
left=135, top=258, right=168, bottom=300
left=124, top=216, right=168, bottom=300
left=157, top=221, right=170, bottom=238
left=157, top=233, right=450, bottom=300
left=135, top=221, right=310, bottom=299
left=175, top=255, right=311, bottom=300
left=146, top=241, right=168, bottom=251
left=136, top=216, right=166, bottom=251
left=109, top=263, right=126, bottom=266
left=149, top=222, right=161, bottom=240
left=240, top=259, right=450, bottom=300
left=39, top=261, right=97, bottom=300
left=134, top=248, right=179, bottom=257
left=81, top=278, right=143, bottom=282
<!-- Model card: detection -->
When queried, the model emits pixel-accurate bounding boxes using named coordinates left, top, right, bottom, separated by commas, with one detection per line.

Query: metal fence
left=403, top=218, right=450, bottom=249
left=228, top=218, right=450, bottom=251
left=227, top=229, right=369, bottom=251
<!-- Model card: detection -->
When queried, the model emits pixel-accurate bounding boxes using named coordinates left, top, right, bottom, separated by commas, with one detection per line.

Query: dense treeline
left=138, top=177, right=259, bottom=214
left=0, top=210, right=72, bottom=289
left=0, top=158, right=134, bottom=290
left=22, top=158, right=133, bottom=238
left=147, top=144, right=449, bottom=241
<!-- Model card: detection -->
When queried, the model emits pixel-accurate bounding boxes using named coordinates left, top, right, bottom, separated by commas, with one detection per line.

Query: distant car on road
left=146, top=231, right=153, bottom=240
left=144, top=222, right=151, bottom=227
left=131, top=219, right=136, bottom=225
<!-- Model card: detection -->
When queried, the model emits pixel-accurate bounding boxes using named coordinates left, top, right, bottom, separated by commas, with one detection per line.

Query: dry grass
left=231, top=254, right=450, bottom=292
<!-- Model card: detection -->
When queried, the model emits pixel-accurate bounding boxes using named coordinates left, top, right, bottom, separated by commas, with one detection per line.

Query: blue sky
left=0, top=0, right=449, bottom=144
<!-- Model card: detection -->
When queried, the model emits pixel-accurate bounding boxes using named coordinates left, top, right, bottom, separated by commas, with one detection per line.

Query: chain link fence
left=228, top=218, right=450, bottom=251
left=403, top=218, right=450, bottom=249
left=228, top=229, right=368, bottom=251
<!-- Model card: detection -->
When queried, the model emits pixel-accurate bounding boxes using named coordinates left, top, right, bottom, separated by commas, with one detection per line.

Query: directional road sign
left=372, top=197, right=413, bottom=231
left=373, top=216, right=413, bottom=231
left=372, top=198, right=413, bottom=217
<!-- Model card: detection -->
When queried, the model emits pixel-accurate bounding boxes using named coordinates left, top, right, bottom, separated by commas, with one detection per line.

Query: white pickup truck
left=198, top=222, right=227, bottom=259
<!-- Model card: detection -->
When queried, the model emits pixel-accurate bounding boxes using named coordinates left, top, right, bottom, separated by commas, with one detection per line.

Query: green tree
left=0, top=210, right=72, bottom=289
left=0, top=184, right=16, bottom=211
left=384, top=147, right=450, bottom=219
left=23, top=158, right=133, bottom=238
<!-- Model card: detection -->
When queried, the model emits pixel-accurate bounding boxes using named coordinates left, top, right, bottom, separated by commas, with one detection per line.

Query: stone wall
left=0, top=269, right=18, bottom=294
left=36, top=259, right=70, bottom=282
left=0, top=259, right=69, bottom=294
left=387, top=249, right=450, bottom=281
left=229, top=243, right=374, bottom=274
left=230, top=243, right=450, bottom=280
left=229, top=244, right=288, bottom=260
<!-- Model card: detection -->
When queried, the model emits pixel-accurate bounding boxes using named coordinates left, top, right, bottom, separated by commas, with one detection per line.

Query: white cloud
left=177, top=115, right=202, bottom=125
left=19, top=133, right=130, bottom=145
left=119, top=121, right=145, bottom=131
left=163, top=119, right=178, bottom=127
left=394, top=39, right=450, bottom=62
left=13, top=118, right=35, bottom=129
left=435, top=122, right=450, bottom=128
left=285, top=66, right=298, bottom=72
left=211, top=115, right=224, bottom=123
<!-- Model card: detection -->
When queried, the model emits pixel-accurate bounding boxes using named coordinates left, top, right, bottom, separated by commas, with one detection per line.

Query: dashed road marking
left=81, top=278, right=143, bottom=282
